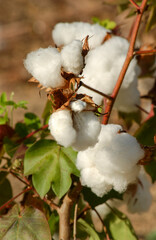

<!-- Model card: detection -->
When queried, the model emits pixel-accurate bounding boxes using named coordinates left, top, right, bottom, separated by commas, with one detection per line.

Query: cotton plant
left=11, top=7, right=155, bottom=239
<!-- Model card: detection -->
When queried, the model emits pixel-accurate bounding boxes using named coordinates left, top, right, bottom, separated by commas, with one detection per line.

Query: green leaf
left=0, top=172, right=12, bottom=207
left=42, top=100, right=53, bottom=125
left=144, top=154, right=156, bottom=183
left=135, top=109, right=156, bottom=146
left=77, top=218, right=100, bottom=240
left=24, top=112, right=41, bottom=130
left=3, top=137, right=18, bottom=158
left=15, top=122, right=29, bottom=138
left=48, top=211, right=59, bottom=235
left=0, top=204, right=51, bottom=240
left=0, top=93, right=7, bottom=106
left=15, top=100, right=28, bottom=109
left=92, top=17, right=116, bottom=30
left=104, top=209, right=138, bottom=240
left=24, top=139, right=79, bottom=198
left=82, top=187, right=122, bottom=208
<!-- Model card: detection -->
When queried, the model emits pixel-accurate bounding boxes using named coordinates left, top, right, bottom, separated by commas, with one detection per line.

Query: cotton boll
left=48, top=110, right=76, bottom=147
left=94, top=125, right=144, bottom=173
left=76, top=148, right=95, bottom=170
left=61, top=40, right=84, bottom=75
left=52, top=22, right=108, bottom=49
left=24, top=47, right=64, bottom=88
left=124, top=169, right=152, bottom=213
left=80, top=168, right=113, bottom=197
left=78, top=36, right=140, bottom=105
left=72, top=111, right=101, bottom=151
left=70, top=100, right=87, bottom=112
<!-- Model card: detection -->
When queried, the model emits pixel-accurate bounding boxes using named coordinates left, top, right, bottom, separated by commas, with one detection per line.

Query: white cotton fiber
left=61, top=40, right=83, bottom=75
left=48, top=110, right=76, bottom=147
left=78, top=36, right=140, bottom=106
left=72, top=111, right=101, bottom=151
left=52, top=22, right=108, bottom=49
left=70, top=100, right=87, bottom=112
left=24, top=47, right=64, bottom=88
left=80, top=168, right=112, bottom=197
left=124, top=168, right=152, bottom=213
left=49, top=102, right=101, bottom=150
left=76, top=124, right=144, bottom=196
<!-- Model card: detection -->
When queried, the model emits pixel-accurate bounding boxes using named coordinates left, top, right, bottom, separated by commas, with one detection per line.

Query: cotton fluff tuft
left=24, top=47, right=64, bottom=88
left=61, top=40, right=83, bottom=75
left=52, top=22, right=108, bottom=49
left=78, top=36, right=140, bottom=106
left=124, top=168, right=152, bottom=213
left=48, top=110, right=76, bottom=147
left=48, top=105, right=101, bottom=151
left=76, top=124, right=145, bottom=196
left=70, top=100, right=87, bottom=112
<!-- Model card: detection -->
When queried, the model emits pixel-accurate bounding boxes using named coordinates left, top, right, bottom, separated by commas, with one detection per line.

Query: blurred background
left=0, top=0, right=156, bottom=239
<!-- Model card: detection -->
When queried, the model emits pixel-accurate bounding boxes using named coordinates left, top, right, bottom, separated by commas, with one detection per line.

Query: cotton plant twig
left=129, top=0, right=140, bottom=11
left=134, top=49, right=156, bottom=56
left=102, top=0, right=148, bottom=124
left=0, top=186, right=32, bottom=212
left=93, top=208, right=111, bottom=240
left=73, top=202, right=78, bottom=240
left=80, top=81, right=113, bottom=100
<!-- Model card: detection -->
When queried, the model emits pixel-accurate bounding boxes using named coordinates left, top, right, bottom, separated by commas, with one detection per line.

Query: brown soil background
left=0, top=0, right=156, bottom=239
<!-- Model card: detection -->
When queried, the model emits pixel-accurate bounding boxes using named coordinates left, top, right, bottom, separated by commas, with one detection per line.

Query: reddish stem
left=129, top=0, right=140, bottom=10
left=0, top=186, right=32, bottom=212
left=134, top=49, right=156, bottom=55
left=102, top=0, right=148, bottom=124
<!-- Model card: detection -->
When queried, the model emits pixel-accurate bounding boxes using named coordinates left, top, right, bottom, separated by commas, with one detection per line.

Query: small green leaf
left=15, top=122, right=29, bottom=138
left=104, top=209, right=138, bottom=240
left=0, top=204, right=51, bottom=240
left=77, top=218, right=100, bottom=240
left=0, top=172, right=12, bottom=207
left=144, top=153, right=156, bottom=183
left=3, top=137, right=18, bottom=158
left=82, top=187, right=122, bottom=208
left=24, top=139, right=79, bottom=198
left=42, top=100, right=53, bottom=125
left=135, top=109, right=156, bottom=146
left=15, top=100, right=28, bottom=109
left=24, top=112, right=41, bottom=130
left=48, top=211, right=59, bottom=235
left=0, top=93, right=7, bottom=106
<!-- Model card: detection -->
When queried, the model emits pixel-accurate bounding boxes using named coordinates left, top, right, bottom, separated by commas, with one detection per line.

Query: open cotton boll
left=94, top=125, right=144, bottom=173
left=61, top=40, right=83, bottom=75
left=24, top=47, right=64, bottom=88
left=48, top=110, right=76, bottom=147
left=78, top=36, right=140, bottom=105
left=76, top=124, right=144, bottom=196
left=80, top=168, right=113, bottom=197
left=72, top=111, right=101, bottom=151
left=70, top=100, right=87, bottom=112
left=124, top=169, right=152, bottom=213
left=52, top=22, right=108, bottom=49
left=49, top=104, right=100, bottom=150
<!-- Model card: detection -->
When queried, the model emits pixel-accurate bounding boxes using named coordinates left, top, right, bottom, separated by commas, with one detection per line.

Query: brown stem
left=93, top=208, right=111, bottom=240
left=73, top=202, right=78, bottom=240
left=0, top=186, right=32, bottom=212
left=135, top=104, right=149, bottom=114
left=18, top=124, right=48, bottom=143
left=80, top=81, right=113, bottom=100
left=129, top=0, right=140, bottom=10
left=102, top=0, right=148, bottom=124
left=134, top=49, right=156, bottom=55
left=58, top=182, right=82, bottom=240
